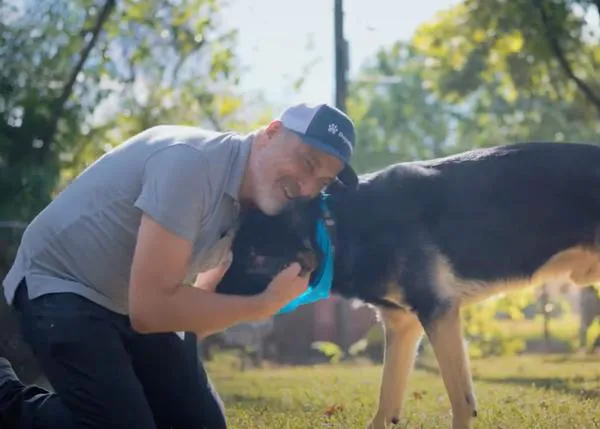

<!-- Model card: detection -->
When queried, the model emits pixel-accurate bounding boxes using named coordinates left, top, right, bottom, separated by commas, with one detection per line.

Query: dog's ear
left=324, top=178, right=353, bottom=195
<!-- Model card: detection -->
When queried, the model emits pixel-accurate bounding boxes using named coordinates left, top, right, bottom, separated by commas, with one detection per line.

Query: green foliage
left=461, top=290, right=533, bottom=358
left=347, top=41, right=459, bottom=174
left=0, top=0, right=260, bottom=221
left=311, top=341, right=344, bottom=364
left=410, top=0, right=600, bottom=146
left=311, top=338, right=369, bottom=364
left=346, top=0, right=600, bottom=178
left=586, top=318, right=600, bottom=347
left=460, top=286, right=583, bottom=358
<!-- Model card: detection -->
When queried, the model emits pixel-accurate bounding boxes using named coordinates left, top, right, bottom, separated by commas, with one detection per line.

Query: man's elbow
left=128, top=289, right=162, bottom=333
left=129, top=311, right=155, bottom=333
left=129, top=304, right=156, bottom=333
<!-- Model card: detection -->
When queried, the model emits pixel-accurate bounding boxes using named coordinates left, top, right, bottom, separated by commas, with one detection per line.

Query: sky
left=220, top=0, right=460, bottom=112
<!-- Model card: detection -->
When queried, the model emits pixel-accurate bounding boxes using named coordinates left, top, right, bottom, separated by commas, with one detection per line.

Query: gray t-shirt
left=2, top=125, right=252, bottom=315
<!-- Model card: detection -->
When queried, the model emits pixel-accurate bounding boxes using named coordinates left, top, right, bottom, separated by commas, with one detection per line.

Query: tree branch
left=591, top=1, right=600, bottom=73
left=37, top=0, right=116, bottom=162
left=197, top=99, right=223, bottom=131
left=170, top=37, right=207, bottom=86
left=534, top=0, right=600, bottom=115
left=593, top=0, right=600, bottom=18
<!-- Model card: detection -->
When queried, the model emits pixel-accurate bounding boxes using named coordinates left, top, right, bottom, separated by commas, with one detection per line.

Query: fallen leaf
left=413, top=390, right=428, bottom=400
left=324, top=404, right=344, bottom=417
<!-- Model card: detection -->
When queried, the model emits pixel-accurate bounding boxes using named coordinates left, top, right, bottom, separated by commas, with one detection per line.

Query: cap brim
left=337, top=164, right=359, bottom=188
left=292, top=132, right=359, bottom=188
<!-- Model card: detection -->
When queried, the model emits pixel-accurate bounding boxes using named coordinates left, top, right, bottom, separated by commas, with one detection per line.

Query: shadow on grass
left=543, top=354, right=600, bottom=364
left=222, top=394, right=271, bottom=406
left=415, top=361, right=600, bottom=401
left=221, top=393, right=298, bottom=414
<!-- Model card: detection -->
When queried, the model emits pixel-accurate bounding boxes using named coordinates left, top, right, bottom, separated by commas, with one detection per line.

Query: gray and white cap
left=279, top=102, right=358, bottom=188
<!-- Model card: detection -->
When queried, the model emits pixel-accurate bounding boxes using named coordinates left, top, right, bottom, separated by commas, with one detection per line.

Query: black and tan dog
left=216, top=141, right=600, bottom=429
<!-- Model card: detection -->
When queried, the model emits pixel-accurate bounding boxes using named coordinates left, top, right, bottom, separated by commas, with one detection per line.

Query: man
left=0, top=102, right=357, bottom=428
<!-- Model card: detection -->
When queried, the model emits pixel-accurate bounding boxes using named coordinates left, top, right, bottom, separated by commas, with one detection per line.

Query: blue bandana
left=276, top=197, right=334, bottom=315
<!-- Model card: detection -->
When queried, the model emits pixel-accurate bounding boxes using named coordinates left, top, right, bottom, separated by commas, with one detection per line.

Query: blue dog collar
left=276, top=198, right=334, bottom=315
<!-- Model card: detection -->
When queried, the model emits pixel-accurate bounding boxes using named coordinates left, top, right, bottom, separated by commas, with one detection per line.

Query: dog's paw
left=366, top=415, right=400, bottom=429
left=452, top=415, right=475, bottom=429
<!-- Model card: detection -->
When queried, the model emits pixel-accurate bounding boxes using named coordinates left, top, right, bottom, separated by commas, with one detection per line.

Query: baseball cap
left=279, top=103, right=358, bottom=188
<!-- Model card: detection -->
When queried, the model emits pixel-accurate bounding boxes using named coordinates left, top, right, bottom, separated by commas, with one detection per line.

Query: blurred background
left=1, top=0, right=600, bottom=383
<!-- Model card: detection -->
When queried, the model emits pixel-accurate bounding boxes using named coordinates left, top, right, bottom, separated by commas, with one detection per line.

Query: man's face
left=251, top=121, right=343, bottom=215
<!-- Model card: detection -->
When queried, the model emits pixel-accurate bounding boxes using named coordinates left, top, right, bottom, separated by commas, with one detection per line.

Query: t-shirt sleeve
left=134, top=144, right=211, bottom=242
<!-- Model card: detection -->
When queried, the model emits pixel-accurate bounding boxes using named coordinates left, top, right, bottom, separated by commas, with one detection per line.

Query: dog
left=217, top=141, right=600, bottom=429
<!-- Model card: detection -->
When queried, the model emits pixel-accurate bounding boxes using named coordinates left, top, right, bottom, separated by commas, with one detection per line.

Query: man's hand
left=257, top=262, right=311, bottom=315
left=129, top=214, right=285, bottom=336
left=129, top=213, right=314, bottom=337
left=194, top=251, right=232, bottom=292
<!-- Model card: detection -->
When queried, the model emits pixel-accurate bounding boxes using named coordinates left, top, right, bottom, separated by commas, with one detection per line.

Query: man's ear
left=265, top=120, right=283, bottom=139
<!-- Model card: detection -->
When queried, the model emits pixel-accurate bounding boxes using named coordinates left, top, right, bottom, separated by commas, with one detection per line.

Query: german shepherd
left=216, top=141, right=600, bottom=429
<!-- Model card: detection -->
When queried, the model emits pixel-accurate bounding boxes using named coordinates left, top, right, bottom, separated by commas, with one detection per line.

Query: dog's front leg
left=368, top=308, right=424, bottom=429
left=421, top=303, right=476, bottom=429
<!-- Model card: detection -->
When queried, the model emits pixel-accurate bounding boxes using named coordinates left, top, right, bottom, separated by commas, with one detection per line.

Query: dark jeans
left=7, top=279, right=227, bottom=429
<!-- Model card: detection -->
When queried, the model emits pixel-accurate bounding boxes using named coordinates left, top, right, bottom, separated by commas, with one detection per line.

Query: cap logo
left=327, top=122, right=352, bottom=152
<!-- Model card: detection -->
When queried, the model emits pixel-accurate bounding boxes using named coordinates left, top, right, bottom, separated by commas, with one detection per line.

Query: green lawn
left=206, top=353, right=600, bottom=428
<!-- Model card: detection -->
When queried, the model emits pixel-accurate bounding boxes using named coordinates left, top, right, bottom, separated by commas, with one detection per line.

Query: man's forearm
left=129, top=283, right=275, bottom=337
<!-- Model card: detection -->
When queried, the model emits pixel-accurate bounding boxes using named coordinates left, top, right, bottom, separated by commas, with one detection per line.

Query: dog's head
left=216, top=198, right=325, bottom=296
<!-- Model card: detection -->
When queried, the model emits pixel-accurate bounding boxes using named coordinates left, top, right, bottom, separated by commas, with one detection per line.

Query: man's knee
left=12, top=283, right=157, bottom=429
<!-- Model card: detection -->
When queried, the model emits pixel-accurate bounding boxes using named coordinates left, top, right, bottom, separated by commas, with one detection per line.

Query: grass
left=206, top=352, right=600, bottom=429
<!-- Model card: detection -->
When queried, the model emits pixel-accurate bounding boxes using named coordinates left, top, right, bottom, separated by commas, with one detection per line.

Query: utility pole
left=334, top=0, right=348, bottom=112
left=333, top=0, right=351, bottom=356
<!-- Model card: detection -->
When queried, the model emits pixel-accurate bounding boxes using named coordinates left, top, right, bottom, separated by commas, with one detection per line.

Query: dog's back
left=412, top=142, right=600, bottom=302
left=319, top=142, right=600, bottom=310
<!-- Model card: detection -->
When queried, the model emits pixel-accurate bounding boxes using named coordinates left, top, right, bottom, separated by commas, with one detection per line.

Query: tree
left=347, top=41, right=458, bottom=174
left=0, top=0, right=255, bottom=221
left=410, top=0, right=599, bottom=147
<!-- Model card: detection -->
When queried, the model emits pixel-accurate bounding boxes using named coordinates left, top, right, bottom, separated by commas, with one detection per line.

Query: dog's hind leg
left=421, top=302, right=476, bottom=429
left=368, top=308, right=424, bottom=429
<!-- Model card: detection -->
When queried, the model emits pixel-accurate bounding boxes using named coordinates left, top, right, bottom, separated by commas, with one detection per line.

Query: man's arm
left=128, top=143, right=309, bottom=337
left=128, top=214, right=274, bottom=338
